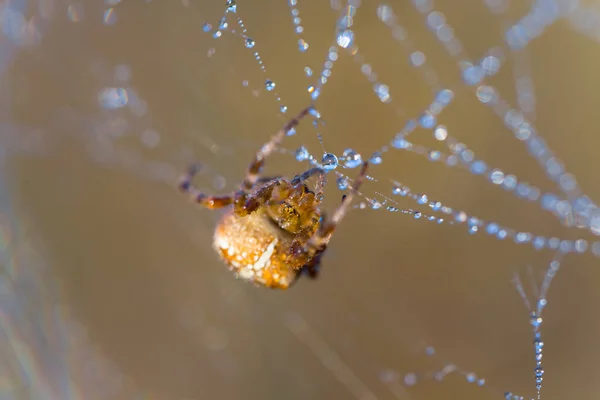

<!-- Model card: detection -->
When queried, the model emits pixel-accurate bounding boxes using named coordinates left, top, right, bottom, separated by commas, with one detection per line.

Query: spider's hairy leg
left=291, top=167, right=326, bottom=202
left=179, top=163, right=247, bottom=209
left=239, top=178, right=291, bottom=215
left=308, top=161, right=369, bottom=250
left=242, top=105, right=314, bottom=191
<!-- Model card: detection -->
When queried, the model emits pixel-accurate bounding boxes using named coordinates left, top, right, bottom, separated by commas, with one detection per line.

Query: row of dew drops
left=201, top=3, right=600, bottom=398
left=181, top=1, right=597, bottom=399
left=202, top=0, right=600, bottom=267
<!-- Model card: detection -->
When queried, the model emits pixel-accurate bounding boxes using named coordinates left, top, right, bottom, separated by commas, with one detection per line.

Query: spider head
left=266, top=183, right=321, bottom=235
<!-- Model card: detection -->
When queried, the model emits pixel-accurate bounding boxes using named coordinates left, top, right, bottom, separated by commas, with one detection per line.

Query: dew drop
left=298, top=39, right=309, bottom=52
left=265, top=80, right=276, bottom=91
left=280, top=105, right=288, bottom=113
left=370, top=199, right=382, bottom=210
left=103, top=8, right=117, bottom=25
left=304, top=67, right=313, bottom=77
left=225, top=0, right=237, bottom=13
left=202, top=22, right=212, bottom=32
left=336, top=29, right=354, bottom=48
left=534, top=366, right=544, bottom=378
left=245, top=38, right=255, bottom=48
left=322, top=153, right=339, bottom=171
left=342, top=148, right=362, bottom=168
left=434, top=125, right=447, bottom=141
left=295, top=146, right=309, bottom=161
left=98, top=87, right=128, bottom=109
left=337, top=176, right=349, bottom=190
left=370, top=152, right=383, bottom=164
left=374, top=83, right=391, bottom=102
left=419, top=111, right=436, bottom=129
left=530, top=314, right=543, bottom=328
left=466, top=373, right=476, bottom=383
left=286, top=127, right=296, bottom=136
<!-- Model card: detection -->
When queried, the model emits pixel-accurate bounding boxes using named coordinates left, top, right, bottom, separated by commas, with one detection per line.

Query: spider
left=178, top=106, right=369, bottom=289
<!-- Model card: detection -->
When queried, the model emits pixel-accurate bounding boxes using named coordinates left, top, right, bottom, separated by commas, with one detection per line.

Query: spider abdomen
left=212, top=209, right=305, bottom=289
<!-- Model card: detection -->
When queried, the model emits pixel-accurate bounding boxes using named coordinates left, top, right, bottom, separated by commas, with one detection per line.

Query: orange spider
left=179, top=106, right=368, bottom=289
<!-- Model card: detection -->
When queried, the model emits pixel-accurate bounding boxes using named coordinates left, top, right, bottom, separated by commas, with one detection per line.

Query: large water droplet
left=245, top=38, right=255, bottom=48
left=322, top=153, right=339, bottom=171
left=265, top=80, right=275, bottom=91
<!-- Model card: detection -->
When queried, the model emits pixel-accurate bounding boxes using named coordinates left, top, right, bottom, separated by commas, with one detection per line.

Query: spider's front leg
left=236, top=178, right=291, bottom=215
left=307, top=162, right=369, bottom=251
left=179, top=164, right=246, bottom=209
left=242, top=106, right=314, bottom=191
left=291, top=167, right=326, bottom=201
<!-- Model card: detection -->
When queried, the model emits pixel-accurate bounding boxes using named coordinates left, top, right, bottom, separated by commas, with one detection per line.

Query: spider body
left=179, top=106, right=368, bottom=289
left=212, top=188, right=319, bottom=289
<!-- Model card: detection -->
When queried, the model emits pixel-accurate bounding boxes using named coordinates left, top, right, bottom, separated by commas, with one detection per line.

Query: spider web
left=1, top=0, right=600, bottom=399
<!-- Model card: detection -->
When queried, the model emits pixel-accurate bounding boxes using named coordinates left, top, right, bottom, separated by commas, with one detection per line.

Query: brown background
left=5, top=1, right=600, bottom=399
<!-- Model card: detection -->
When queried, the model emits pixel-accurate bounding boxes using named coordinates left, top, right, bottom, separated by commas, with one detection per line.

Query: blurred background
left=2, top=0, right=600, bottom=399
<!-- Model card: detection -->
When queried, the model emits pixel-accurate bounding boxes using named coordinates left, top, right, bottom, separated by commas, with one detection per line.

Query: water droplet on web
left=434, top=125, right=448, bottom=141
left=336, top=29, right=354, bottom=48
left=295, top=146, right=309, bottom=161
left=404, top=372, right=418, bottom=386
left=280, top=105, right=288, bottom=113
left=374, top=83, right=390, bottom=102
left=336, top=176, right=349, bottom=190
left=410, top=51, right=425, bottom=66
left=98, top=88, right=128, bottom=109
left=342, top=148, right=362, bottom=168
left=304, top=67, right=313, bottom=77
left=225, top=0, right=237, bottom=13
left=338, top=15, right=353, bottom=29
left=286, top=127, right=296, bottom=136
left=419, top=111, right=436, bottom=128
left=103, top=8, right=117, bottom=25
left=245, top=38, right=255, bottom=48
left=265, top=80, right=275, bottom=91
left=202, top=23, right=212, bottom=32
left=370, top=199, right=382, bottom=210
left=322, top=153, right=339, bottom=171
left=370, top=152, right=383, bottom=164
left=298, top=39, right=309, bottom=52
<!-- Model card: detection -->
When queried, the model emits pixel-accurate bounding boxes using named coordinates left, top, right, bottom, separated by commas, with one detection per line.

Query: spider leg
left=179, top=163, right=246, bottom=209
left=307, top=162, right=369, bottom=250
left=242, top=106, right=314, bottom=191
left=241, top=178, right=290, bottom=214
left=291, top=167, right=326, bottom=201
